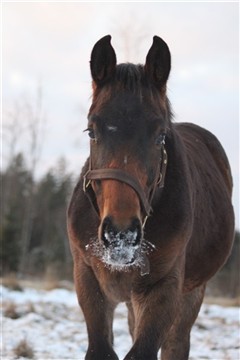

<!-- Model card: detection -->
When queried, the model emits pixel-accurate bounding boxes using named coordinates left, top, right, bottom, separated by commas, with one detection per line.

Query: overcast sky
left=2, top=2, right=239, bottom=227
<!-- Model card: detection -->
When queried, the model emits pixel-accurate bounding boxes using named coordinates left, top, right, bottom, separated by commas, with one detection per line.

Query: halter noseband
left=83, top=142, right=167, bottom=224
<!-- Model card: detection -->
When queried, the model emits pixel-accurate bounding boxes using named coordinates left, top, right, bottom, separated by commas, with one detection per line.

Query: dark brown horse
left=67, top=35, right=234, bottom=360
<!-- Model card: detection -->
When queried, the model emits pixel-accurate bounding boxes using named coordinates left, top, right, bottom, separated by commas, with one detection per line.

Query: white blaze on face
left=106, top=125, right=118, bottom=132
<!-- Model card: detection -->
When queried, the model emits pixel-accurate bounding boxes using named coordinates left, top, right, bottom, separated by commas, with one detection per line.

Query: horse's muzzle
left=100, top=216, right=142, bottom=266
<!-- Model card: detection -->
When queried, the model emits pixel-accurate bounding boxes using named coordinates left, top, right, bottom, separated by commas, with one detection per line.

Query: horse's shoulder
left=174, top=122, right=219, bottom=145
left=173, top=122, right=232, bottom=193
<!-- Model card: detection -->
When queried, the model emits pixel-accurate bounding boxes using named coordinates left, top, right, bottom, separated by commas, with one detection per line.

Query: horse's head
left=84, top=35, right=171, bottom=272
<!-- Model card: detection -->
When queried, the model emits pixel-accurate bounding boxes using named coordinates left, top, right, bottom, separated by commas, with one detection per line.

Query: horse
left=67, top=35, right=235, bottom=360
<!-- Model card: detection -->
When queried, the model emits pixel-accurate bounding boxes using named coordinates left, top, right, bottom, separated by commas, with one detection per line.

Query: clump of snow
left=86, top=236, right=155, bottom=276
left=92, top=229, right=142, bottom=270
left=1, top=285, right=240, bottom=360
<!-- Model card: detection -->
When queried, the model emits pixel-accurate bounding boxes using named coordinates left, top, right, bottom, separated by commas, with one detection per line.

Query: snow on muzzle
left=100, top=216, right=142, bottom=267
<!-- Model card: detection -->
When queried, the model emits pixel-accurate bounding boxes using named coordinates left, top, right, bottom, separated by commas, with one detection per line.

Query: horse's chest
left=95, top=267, right=134, bottom=302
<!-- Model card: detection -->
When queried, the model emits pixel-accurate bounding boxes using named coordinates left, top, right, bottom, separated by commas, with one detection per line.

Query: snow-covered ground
left=1, top=285, right=240, bottom=360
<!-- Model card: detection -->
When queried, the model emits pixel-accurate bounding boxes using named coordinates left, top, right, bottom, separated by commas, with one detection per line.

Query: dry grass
left=3, top=301, right=36, bottom=319
left=2, top=273, right=23, bottom=291
left=204, top=296, right=240, bottom=307
left=3, top=302, right=20, bottom=319
left=43, top=279, right=74, bottom=291
left=13, top=339, right=34, bottom=359
left=1, top=273, right=74, bottom=292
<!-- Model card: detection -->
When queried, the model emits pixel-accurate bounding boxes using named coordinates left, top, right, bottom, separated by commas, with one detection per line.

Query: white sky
left=2, top=1, right=239, bottom=227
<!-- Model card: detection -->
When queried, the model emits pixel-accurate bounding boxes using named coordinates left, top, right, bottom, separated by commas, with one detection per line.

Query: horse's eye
left=84, top=128, right=96, bottom=140
left=155, top=133, right=166, bottom=146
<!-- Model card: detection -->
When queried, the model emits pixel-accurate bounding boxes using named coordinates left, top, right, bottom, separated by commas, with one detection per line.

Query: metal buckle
left=83, top=171, right=91, bottom=192
left=142, top=216, right=149, bottom=229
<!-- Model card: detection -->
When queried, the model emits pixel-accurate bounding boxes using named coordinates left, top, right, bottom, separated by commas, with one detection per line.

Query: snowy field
left=1, top=285, right=240, bottom=360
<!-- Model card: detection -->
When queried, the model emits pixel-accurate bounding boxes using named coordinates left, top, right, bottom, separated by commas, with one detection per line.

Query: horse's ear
left=145, top=36, right=171, bottom=90
left=90, top=35, right=116, bottom=87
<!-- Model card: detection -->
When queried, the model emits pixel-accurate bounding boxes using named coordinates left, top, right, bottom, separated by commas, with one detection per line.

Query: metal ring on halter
left=142, top=216, right=149, bottom=229
left=83, top=170, right=92, bottom=192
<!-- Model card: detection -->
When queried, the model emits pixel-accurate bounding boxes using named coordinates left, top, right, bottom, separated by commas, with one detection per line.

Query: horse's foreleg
left=123, top=272, right=181, bottom=360
left=161, top=284, right=206, bottom=360
left=73, top=257, right=119, bottom=360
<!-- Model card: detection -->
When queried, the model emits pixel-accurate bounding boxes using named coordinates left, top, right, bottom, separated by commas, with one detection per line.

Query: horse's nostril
left=101, top=217, right=142, bottom=247
left=129, top=218, right=142, bottom=240
left=101, top=216, right=115, bottom=247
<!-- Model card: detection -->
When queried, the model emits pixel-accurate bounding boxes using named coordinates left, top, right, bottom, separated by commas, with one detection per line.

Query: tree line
left=1, top=153, right=74, bottom=278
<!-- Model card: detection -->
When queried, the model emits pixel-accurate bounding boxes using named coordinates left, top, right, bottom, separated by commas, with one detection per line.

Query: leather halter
left=83, top=142, right=167, bottom=223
